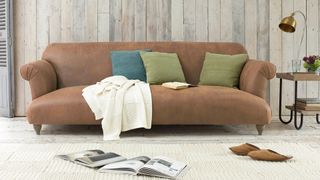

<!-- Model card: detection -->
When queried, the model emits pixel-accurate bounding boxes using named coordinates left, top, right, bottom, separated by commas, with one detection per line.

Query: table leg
left=293, top=81, right=304, bottom=130
left=279, top=78, right=293, bottom=124
left=294, top=112, right=304, bottom=129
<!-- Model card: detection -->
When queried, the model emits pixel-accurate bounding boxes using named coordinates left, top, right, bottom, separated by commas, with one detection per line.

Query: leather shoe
left=248, top=149, right=293, bottom=162
left=229, top=143, right=260, bottom=156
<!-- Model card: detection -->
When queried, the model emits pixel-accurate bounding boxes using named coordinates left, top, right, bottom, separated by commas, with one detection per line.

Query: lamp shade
left=279, top=16, right=296, bottom=33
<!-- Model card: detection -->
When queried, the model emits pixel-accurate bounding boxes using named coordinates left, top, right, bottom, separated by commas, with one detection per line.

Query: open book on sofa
left=99, top=156, right=187, bottom=179
left=56, top=149, right=126, bottom=168
left=162, top=82, right=197, bottom=90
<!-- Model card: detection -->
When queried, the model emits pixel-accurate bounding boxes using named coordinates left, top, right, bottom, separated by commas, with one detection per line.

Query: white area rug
left=0, top=143, right=319, bottom=180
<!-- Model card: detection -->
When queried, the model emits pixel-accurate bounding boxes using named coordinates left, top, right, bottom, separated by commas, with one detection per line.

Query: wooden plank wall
left=13, top=0, right=320, bottom=116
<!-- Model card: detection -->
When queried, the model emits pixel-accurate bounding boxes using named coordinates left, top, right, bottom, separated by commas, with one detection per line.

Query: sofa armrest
left=239, top=59, right=276, bottom=100
left=20, top=60, right=57, bottom=99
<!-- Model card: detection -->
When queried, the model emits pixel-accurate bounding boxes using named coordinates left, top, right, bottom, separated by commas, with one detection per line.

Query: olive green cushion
left=199, top=53, right=248, bottom=87
left=140, top=52, right=186, bottom=84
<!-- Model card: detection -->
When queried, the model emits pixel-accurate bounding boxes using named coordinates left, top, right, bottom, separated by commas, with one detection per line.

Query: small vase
left=292, top=59, right=301, bottom=72
left=316, top=68, right=320, bottom=76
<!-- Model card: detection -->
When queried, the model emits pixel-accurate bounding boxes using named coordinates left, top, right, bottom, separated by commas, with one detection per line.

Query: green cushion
left=111, top=49, right=151, bottom=81
left=140, top=52, right=186, bottom=84
left=199, top=53, right=248, bottom=87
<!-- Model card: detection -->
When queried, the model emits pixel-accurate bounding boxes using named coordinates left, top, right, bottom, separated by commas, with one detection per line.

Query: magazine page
left=99, top=156, right=151, bottom=175
left=138, top=156, right=187, bottom=179
left=56, top=150, right=105, bottom=162
left=75, top=152, right=126, bottom=168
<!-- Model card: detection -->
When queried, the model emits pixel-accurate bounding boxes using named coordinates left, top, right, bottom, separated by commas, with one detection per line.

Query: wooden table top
left=276, top=72, right=320, bottom=81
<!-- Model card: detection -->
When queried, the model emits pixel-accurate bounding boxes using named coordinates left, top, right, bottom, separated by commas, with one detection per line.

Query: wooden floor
left=1, top=117, right=320, bottom=145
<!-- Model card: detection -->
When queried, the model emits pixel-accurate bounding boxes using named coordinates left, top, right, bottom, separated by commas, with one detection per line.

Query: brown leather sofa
left=20, top=42, right=276, bottom=135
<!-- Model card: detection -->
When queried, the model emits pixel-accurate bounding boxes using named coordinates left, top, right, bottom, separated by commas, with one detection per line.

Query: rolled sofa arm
left=20, top=60, right=57, bottom=100
left=239, top=59, right=276, bottom=100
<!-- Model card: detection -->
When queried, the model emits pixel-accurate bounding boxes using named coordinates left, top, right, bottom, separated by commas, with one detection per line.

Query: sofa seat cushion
left=27, top=85, right=271, bottom=126
left=151, top=85, right=272, bottom=125
left=27, top=86, right=98, bottom=125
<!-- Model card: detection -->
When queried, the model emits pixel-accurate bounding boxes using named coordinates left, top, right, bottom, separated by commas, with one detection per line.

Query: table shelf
left=285, top=105, right=320, bottom=114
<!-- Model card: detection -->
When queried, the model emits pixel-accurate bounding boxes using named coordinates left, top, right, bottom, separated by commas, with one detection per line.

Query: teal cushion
left=111, top=50, right=151, bottom=81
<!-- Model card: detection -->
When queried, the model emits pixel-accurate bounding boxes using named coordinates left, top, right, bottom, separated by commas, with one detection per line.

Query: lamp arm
left=292, top=10, right=307, bottom=59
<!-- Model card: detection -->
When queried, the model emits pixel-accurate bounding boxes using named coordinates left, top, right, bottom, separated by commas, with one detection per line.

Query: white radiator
left=0, top=0, right=14, bottom=117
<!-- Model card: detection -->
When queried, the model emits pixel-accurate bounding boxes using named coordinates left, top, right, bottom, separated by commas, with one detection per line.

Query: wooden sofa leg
left=33, top=125, right=42, bottom=135
left=256, top=125, right=265, bottom=135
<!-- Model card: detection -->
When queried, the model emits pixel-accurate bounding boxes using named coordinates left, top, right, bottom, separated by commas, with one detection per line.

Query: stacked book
left=296, top=98, right=320, bottom=111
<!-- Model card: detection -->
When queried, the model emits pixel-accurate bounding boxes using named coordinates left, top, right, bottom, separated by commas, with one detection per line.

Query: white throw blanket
left=82, top=76, right=152, bottom=140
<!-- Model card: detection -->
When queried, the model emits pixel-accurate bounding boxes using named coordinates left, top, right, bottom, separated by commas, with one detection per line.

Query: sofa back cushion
left=140, top=51, right=186, bottom=84
left=111, top=50, right=150, bottom=81
left=42, top=42, right=247, bottom=88
left=199, top=53, right=248, bottom=87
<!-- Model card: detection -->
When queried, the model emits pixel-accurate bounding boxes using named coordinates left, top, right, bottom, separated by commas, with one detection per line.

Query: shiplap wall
left=13, top=0, right=320, bottom=116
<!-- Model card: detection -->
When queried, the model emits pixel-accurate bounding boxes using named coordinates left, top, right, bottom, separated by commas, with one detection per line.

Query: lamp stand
left=292, top=10, right=307, bottom=60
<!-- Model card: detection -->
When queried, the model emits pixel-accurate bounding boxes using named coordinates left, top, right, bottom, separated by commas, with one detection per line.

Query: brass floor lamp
left=279, top=11, right=307, bottom=72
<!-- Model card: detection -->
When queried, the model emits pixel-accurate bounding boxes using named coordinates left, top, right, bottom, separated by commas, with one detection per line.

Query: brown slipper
left=248, top=149, right=293, bottom=162
left=229, top=143, right=260, bottom=156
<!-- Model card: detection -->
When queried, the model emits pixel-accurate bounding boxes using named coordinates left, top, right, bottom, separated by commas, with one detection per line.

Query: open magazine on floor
left=56, top=149, right=126, bottom=168
left=99, top=156, right=187, bottom=179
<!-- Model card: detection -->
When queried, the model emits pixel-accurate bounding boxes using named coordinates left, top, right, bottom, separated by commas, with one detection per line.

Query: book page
left=56, top=150, right=104, bottom=162
left=99, top=156, right=150, bottom=174
left=75, top=152, right=126, bottom=168
left=162, top=82, right=190, bottom=90
left=139, top=156, right=187, bottom=178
